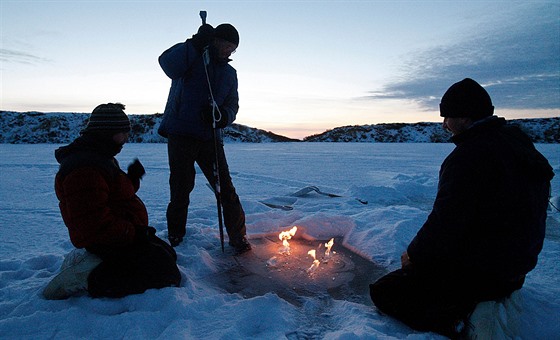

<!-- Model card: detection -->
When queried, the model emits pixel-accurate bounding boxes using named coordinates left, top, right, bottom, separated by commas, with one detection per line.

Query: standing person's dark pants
left=166, top=134, right=246, bottom=245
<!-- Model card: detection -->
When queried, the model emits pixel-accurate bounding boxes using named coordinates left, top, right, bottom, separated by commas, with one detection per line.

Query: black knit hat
left=215, top=23, right=239, bottom=47
left=439, top=78, right=494, bottom=121
left=82, top=103, right=131, bottom=134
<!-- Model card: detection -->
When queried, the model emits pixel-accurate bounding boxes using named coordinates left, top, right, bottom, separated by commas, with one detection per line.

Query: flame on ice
left=279, top=226, right=298, bottom=254
left=307, top=249, right=320, bottom=273
left=324, top=238, right=334, bottom=257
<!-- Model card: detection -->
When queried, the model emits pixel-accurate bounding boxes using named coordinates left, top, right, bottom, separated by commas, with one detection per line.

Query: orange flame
left=307, top=249, right=320, bottom=273
left=279, top=226, right=298, bottom=254
left=324, top=238, right=334, bottom=257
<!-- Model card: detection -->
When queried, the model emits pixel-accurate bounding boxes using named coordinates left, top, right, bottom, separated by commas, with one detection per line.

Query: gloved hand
left=191, top=23, right=214, bottom=53
left=127, top=158, right=145, bottom=181
left=201, top=104, right=228, bottom=128
left=134, top=225, right=157, bottom=244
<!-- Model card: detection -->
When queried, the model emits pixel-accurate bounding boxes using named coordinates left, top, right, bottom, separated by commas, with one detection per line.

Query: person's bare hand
left=401, top=251, right=412, bottom=268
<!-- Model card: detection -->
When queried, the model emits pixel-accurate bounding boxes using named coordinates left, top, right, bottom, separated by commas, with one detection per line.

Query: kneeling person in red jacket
left=44, top=103, right=181, bottom=299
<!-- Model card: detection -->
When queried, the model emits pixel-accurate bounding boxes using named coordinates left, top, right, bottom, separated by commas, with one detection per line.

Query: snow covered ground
left=1, top=142, right=558, bottom=339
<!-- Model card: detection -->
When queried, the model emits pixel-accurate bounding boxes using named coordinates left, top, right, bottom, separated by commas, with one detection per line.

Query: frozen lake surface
left=1, top=143, right=558, bottom=339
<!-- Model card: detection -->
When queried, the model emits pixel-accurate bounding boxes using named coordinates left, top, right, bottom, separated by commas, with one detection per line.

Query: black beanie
left=439, top=78, right=494, bottom=120
left=215, top=23, right=239, bottom=47
left=82, top=103, right=131, bottom=134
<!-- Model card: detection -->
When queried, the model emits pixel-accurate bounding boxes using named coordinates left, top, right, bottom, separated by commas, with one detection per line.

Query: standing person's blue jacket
left=158, top=39, right=239, bottom=141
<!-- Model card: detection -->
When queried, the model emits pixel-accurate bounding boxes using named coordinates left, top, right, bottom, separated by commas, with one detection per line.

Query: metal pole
left=200, top=10, right=225, bottom=252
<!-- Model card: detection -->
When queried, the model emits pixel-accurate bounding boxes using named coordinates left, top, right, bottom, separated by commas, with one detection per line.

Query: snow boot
left=229, top=236, right=252, bottom=254
left=465, top=290, right=523, bottom=339
left=43, top=249, right=102, bottom=300
left=168, top=235, right=183, bottom=247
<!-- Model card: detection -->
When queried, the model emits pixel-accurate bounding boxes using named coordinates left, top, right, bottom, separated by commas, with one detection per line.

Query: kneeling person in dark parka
left=369, top=78, right=554, bottom=338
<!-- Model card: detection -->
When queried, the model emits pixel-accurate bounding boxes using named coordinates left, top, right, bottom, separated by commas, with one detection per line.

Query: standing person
left=158, top=21, right=251, bottom=253
left=44, top=103, right=181, bottom=300
left=369, top=78, right=554, bottom=337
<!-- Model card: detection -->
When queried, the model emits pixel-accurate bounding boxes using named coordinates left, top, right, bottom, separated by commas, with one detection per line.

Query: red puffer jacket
left=54, top=136, right=148, bottom=249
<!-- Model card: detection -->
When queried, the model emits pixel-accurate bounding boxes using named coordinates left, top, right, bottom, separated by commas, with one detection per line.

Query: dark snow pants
left=369, top=268, right=523, bottom=338
left=165, top=134, right=246, bottom=242
left=87, top=234, right=181, bottom=298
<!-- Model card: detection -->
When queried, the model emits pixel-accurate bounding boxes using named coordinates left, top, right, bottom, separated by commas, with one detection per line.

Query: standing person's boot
left=229, top=235, right=251, bottom=254
left=168, top=235, right=183, bottom=247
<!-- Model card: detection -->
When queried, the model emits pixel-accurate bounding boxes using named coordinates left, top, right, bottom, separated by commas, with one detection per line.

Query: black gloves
left=202, top=105, right=228, bottom=128
left=191, top=24, right=214, bottom=53
left=127, top=158, right=145, bottom=181
left=134, top=225, right=157, bottom=244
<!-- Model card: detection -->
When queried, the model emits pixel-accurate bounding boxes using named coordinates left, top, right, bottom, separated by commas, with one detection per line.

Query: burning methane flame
left=324, top=238, right=334, bottom=257
left=307, top=249, right=320, bottom=273
left=279, top=226, right=298, bottom=254
left=275, top=226, right=337, bottom=276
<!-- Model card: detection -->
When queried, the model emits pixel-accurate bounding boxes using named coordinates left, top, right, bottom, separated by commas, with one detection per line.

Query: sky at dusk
left=1, top=1, right=559, bottom=139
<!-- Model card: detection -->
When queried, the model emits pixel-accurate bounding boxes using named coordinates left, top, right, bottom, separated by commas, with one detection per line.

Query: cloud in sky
left=0, top=48, right=50, bottom=65
left=369, top=3, right=560, bottom=111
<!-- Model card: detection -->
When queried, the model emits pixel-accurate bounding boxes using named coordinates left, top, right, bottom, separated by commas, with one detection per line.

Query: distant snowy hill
left=1, top=111, right=558, bottom=143
left=304, top=118, right=560, bottom=143
left=0, top=111, right=297, bottom=144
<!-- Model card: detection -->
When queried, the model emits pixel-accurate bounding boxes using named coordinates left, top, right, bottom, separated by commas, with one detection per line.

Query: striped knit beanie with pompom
left=81, top=103, right=131, bottom=135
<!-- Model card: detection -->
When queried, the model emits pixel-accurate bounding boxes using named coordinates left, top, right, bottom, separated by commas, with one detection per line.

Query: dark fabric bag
left=87, top=234, right=181, bottom=298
